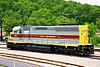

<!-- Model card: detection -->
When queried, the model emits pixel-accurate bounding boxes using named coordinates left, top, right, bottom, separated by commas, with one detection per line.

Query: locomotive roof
left=13, top=26, right=21, bottom=31
left=22, top=25, right=79, bottom=28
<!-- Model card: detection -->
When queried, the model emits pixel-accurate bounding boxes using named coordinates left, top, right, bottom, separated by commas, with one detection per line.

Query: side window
left=19, top=29, right=21, bottom=33
left=13, top=30, right=19, bottom=34
left=13, top=29, right=21, bottom=34
left=21, top=26, right=30, bottom=34
left=55, top=27, right=79, bottom=32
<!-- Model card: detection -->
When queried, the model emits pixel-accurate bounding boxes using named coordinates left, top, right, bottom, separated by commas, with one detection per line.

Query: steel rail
left=0, top=57, right=41, bottom=67
left=91, top=56, right=100, bottom=60
left=0, top=47, right=100, bottom=61
left=0, top=52, right=84, bottom=67
left=94, top=49, right=100, bottom=52
left=0, top=47, right=100, bottom=60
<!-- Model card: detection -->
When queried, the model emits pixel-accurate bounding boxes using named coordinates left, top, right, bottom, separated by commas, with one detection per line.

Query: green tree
left=96, top=18, right=100, bottom=30
left=91, top=35, right=100, bottom=45
left=88, top=23, right=97, bottom=37
left=0, top=0, right=100, bottom=34
left=53, top=16, right=78, bottom=25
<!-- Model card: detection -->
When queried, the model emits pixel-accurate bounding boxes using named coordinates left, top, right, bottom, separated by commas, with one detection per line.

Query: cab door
left=79, top=25, right=88, bottom=45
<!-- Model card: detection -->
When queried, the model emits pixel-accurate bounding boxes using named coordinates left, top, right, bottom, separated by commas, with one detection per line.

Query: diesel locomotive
left=7, top=25, right=94, bottom=55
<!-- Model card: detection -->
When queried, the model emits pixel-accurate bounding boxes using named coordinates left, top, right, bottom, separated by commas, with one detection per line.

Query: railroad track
left=88, top=55, right=100, bottom=60
left=0, top=49, right=99, bottom=67
left=2, top=47, right=100, bottom=60
left=88, top=48, right=100, bottom=60
left=0, top=52, right=84, bottom=67
left=0, top=57, right=41, bottom=67
left=94, top=49, right=100, bottom=52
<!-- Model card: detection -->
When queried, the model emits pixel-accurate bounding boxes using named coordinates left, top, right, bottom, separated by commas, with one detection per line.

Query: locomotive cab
left=12, top=26, right=21, bottom=34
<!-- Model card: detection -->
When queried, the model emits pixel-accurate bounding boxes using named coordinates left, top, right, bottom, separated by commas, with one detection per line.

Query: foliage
left=88, top=23, right=97, bottom=37
left=96, top=18, right=100, bottom=30
left=0, top=0, right=100, bottom=34
left=91, top=35, right=100, bottom=46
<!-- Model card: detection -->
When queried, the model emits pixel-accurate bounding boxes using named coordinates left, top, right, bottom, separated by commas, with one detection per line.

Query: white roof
left=13, top=26, right=21, bottom=31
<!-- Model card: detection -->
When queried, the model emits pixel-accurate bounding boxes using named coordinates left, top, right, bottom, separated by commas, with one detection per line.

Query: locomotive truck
left=7, top=25, right=94, bottom=55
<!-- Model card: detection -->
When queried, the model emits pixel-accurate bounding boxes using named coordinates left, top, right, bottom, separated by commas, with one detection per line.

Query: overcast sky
left=66, top=0, right=100, bottom=6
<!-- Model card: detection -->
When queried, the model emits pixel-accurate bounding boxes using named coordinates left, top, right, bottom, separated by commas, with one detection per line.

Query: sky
left=66, top=0, right=100, bottom=6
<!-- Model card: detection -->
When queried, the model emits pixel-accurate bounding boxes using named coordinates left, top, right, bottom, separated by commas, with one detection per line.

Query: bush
left=91, top=35, right=100, bottom=46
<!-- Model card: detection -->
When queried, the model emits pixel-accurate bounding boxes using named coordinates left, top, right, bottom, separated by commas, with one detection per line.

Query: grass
left=0, top=65, right=7, bottom=67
